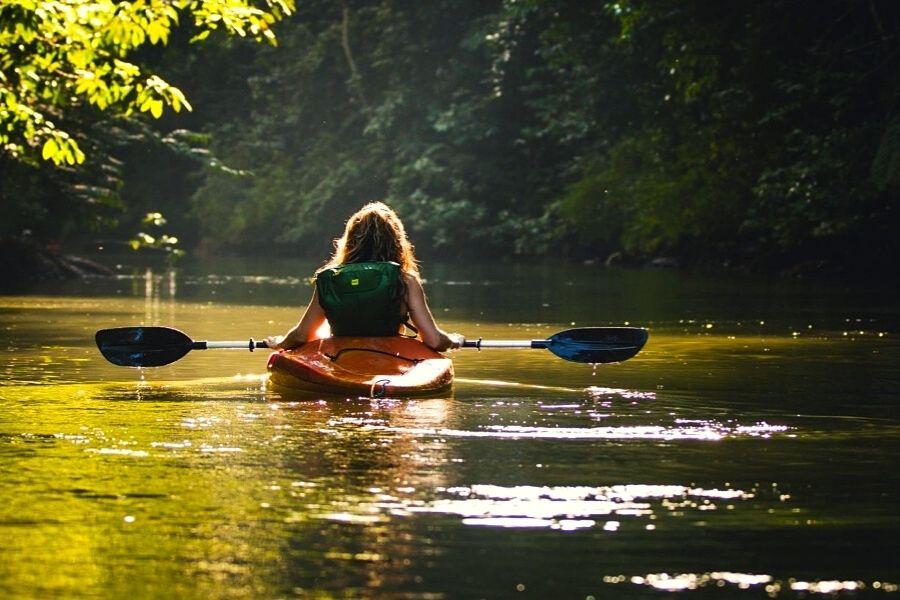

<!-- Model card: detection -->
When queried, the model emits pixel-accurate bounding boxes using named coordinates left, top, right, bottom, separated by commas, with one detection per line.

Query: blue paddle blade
left=96, top=326, right=194, bottom=367
left=545, top=327, right=648, bottom=363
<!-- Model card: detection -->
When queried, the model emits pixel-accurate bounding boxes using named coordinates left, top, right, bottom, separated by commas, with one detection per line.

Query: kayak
left=267, top=336, right=453, bottom=397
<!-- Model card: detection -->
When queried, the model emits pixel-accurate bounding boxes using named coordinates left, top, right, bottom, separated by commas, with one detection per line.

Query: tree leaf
left=41, top=138, right=58, bottom=160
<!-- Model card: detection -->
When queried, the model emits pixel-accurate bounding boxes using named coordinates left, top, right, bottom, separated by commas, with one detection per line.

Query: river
left=1, top=256, right=898, bottom=598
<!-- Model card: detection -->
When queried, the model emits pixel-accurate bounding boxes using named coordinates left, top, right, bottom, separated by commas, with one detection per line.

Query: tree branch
left=340, top=3, right=368, bottom=110
left=868, top=0, right=888, bottom=47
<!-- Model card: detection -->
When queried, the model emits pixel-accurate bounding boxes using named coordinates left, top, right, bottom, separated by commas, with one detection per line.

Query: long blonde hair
left=320, top=202, right=420, bottom=279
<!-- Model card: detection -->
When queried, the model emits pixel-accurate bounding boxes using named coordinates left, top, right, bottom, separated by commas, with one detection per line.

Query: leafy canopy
left=0, top=0, right=293, bottom=166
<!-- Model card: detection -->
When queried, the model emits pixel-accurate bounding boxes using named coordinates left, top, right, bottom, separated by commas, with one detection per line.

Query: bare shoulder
left=402, top=272, right=425, bottom=304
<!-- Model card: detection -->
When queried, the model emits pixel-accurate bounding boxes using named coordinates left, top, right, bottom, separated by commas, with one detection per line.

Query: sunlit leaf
left=41, top=137, right=58, bottom=160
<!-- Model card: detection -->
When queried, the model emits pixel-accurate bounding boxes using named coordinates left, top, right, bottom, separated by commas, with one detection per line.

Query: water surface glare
left=1, top=260, right=898, bottom=598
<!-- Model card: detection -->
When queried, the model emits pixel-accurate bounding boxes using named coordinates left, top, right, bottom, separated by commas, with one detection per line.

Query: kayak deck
left=267, top=336, right=453, bottom=398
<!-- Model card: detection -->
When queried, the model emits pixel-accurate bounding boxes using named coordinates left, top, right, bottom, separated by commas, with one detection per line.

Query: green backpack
left=316, top=261, right=405, bottom=336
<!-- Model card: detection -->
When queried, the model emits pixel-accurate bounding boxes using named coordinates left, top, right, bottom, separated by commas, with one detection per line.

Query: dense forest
left=2, top=0, right=899, bottom=272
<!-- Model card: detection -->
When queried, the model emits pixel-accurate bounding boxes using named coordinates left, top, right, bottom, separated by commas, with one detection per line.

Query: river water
left=1, top=257, right=898, bottom=598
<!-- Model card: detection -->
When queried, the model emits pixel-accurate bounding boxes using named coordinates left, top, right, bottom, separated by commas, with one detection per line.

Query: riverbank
left=0, top=237, right=114, bottom=291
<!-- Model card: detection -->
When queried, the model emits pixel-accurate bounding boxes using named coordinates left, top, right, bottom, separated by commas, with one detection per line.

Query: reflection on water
left=606, top=572, right=899, bottom=595
left=403, top=483, right=755, bottom=530
left=0, top=260, right=898, bottom=597
left=353, top=421, right=789, bottom=440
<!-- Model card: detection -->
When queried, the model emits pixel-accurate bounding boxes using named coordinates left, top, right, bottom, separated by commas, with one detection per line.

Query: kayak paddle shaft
left=463, top=340, right=548, bottom=348
left=201, top=340, right=270, bottom=349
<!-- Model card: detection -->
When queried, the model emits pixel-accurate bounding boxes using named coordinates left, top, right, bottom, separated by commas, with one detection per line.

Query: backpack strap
left=401, top=317, right=419, bottom=338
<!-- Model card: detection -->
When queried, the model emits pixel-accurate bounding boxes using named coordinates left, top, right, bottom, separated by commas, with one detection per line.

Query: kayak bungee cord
left=324, top=347, right=423, bottom=364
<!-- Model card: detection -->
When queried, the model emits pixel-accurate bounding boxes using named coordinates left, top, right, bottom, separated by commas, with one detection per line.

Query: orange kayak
left=267, top=337, right=453, bottom=397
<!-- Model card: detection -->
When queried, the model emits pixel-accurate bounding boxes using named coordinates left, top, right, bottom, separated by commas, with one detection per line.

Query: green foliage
left=187, top=0, right=586, bottom=256
left=871, top=117, right=900, bottom=193
left=0, top=0, right=293, bottom=166
left=553, top=0, right=899, bottom=265
left=129, top=212, right=185, bottom=264
left=4, top=0, right=899, bottom=271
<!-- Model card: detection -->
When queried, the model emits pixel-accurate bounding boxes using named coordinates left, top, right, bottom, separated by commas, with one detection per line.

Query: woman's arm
left=265, top=287, right=327, bottom=350
left=405, top=274, right=464, bottom=352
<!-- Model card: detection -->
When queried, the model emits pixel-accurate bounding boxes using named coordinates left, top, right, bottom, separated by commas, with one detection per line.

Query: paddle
left=461, top=326, right=648, bottom=364
left=96, top=326, right=648, bottom=368
left=95, top=326, right=269, bottom=368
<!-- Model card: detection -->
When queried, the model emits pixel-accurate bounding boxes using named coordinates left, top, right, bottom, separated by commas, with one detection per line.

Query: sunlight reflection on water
left=397, top=483, right=754, bottom=530
left=604, top=571, right=899, bottom=596
left=352, top=421, right=789, bottom=441
left=585, top=386, right=658, bottom=400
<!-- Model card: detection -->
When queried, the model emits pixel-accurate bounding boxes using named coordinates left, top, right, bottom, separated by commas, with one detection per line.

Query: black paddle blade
left=545, top=327, right=649, bottom=363
left=96, top=326, right=194, bottom=367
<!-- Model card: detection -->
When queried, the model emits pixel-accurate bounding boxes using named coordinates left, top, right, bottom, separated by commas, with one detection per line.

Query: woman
left=265, top=202, right=464, bottom=352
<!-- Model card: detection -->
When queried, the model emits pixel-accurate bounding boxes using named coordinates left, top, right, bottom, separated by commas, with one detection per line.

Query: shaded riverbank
left=0, top=238, right=113, bottom=291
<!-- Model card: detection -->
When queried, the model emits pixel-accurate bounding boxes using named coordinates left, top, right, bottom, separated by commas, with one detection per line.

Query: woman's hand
left=264, top=335, right=285, bottom=350
left=446, top=333, right=466, bottom=350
